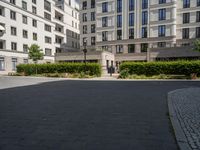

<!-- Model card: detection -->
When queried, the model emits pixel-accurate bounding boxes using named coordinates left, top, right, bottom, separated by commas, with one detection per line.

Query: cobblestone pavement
left=168, top=88, right=200, bottom=150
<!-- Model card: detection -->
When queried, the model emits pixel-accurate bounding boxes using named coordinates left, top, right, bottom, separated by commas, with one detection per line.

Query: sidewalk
left=168, top=88, right=200, bottom=150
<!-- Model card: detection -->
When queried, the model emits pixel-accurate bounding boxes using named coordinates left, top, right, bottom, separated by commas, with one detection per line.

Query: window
left=45, top=36, right=52, bottom=43
left=12, top=58, right=17, bottom=71
left=129, top=28, right=134, bottom=39
left=183, top=13, right=190, bottom=23
left=91, top=37, right=95, bottom=45
left=0, top=7, right=5, bottom=16
left=182, top=28, right=189, bottom=39
left=117, top=15, right=122, bottom=27
left=45, top=48, right=52, bottom=56
left=0, top=57, right=5, bottom=70
left=22, top=15, right=28, bottom=24
left=159, top=0, right=166, bottom=4
left=10, top=0, right=16, bottom=5
left=117, top=0, right=122, bottom=13
left=82, top=37, right=87, bottom=45
left=11, top=27, right=17, bottom=36
left=102, top=31, right=108, bottom=41
left=32, top=6, right=37, bottom=14
left=158, top=25, right=166, bottom=37
left=44, top=0, right=51, bottom=12
left=72, top=21, right=74, bottom=27
left=0, top=41, right=4, bottom=49
left=197, top=11, right=200, bottom=22
left=23, top=44, right=28, bottom=52
left=142, top=0, right=148, bottom=9
left=82, top=13, right=87, bottom=22
left=196, top=27, right=200, bottom=38
left=23, top=30, right=28, bottom=38
left=44, top=12, right=51, bottom=20
left=183, top=0, right=190, bottom=8
left=22, top=1, right=27, bottom=10
left=45, top=24, right=51, bottom=32
left=32, top=0, right=36, bottom=4
left=23, top=59, right=28, bottom=64
left=128, top=44, right=135, bottom=53
left=141, top=43, right=148, bottom=52
left=158, top=42, right=166, bottom=48
left=91, top=24, right=95, bottom=33
left=102, top=2, right=108, bottom=13
left=10, top=11, right=16, bottom=20
left=129, top=13, right=134, bottom=26
left=91, top=0, right=95, bottom=8
left=32, top=19, right=37, bottom=27
left=102, top=17, right=108, bottom=27
left=83, top=25, right=87, bottom=34
left=142, top=27, right=147, bottom=38
left=159, top=9, right=166, bottom=20
left=198, top=0, right=200, bottom=6
left=82, top=1, right=87, bottom=10
left=11, top=42, right=17, bottom=51
left=91, top=12, right=95, bottom=21
left=129, top=0, right=134, bottom=11
left=142, top=11, right=148, bottom=25
left=33, top=33, right=37, bottom=41
left=116, top=45, right=123, bottom=53
left=117, top=30, right=122, bottom=40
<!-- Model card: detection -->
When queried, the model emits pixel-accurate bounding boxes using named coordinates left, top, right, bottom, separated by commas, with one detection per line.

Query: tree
left=28, top=44, right=44, bottom=64
left=28, top=44, right=44, bottom=74
left=193, top=40, right=200, bottom=52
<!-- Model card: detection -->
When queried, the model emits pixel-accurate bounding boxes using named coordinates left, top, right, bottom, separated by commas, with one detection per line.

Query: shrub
left=119, top=68, right=129, bottom=79
left=17, top=63, right=101, bottom=77
left=119, top=61, right=200, bottom=76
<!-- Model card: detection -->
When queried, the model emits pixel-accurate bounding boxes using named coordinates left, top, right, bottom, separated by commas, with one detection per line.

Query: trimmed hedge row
left=119, top=61, right=200, bottom=76
left=17, top=63, right=101, bottom=76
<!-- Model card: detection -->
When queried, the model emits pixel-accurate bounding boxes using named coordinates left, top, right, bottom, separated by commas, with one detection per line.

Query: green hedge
left=119, top=61, right=200, bottom=76
left=17, top=63, right=101, bottom=76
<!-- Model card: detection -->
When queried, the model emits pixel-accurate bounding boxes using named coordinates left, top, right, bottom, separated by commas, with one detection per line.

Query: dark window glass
left=129, top=0, right=134, bottom=11
left=129, top=28, right=134, bottom=39
left=182, top=28, right=189, bottom=39
left=142, top=27, right=147, bottom=38
left=129, top=13, right=134, bottom=26
left=183, top=0, right=190, bottom=8
left=102, top=2, right=108, bottom=13
left=158, top=25, right=166, bottom=37
left=117, top=0, right=122, bottom=13
left=117, top=30, right=122, bottom=40
left=142, top=11, right=148, bottom=25
left=141, top=43, right=148, bottom=52
left=183, top=13, right=190, bottom=23
left=142, top=0, right=148, bottom=9
left=128, top=44, right=135, bottom=53
left=117, top=15, right=122, bottom=27
left=159, top=9, right=166, bottom=20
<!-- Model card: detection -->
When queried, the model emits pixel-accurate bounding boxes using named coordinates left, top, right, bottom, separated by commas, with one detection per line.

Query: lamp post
left=83, top=41, right=87, bottom=72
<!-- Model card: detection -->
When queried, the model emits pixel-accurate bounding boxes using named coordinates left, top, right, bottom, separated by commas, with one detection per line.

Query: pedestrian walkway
left=168, top=88, right=200, bottom=150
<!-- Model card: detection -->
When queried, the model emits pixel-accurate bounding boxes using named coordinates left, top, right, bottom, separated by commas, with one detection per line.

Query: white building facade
left=0, top=0, right=80, bottom=74
left=80, top=0, right=200, bottom=55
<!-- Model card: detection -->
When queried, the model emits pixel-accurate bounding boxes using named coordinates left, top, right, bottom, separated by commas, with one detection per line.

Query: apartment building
left=0, top=0, right=80, bottom=74
left=80, top=0, right=200, bottom=60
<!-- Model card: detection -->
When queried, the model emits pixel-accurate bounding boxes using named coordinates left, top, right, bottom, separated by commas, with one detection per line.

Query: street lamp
left=83, top=40, right=87, bottom=72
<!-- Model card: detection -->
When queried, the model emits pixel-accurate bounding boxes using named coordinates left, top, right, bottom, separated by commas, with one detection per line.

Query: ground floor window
left=141, top=43, right=148, bottom=52
left=157, top=42, right=166, bottom=48
left=0, top=57, right=5, bottom=70
left=116, top=45, right=123, bottom=53
left=128, top=44, right=135, bottom=53
left=23, top=59, right=28, bottom=64
left=12, top=58, right=17, bottom=71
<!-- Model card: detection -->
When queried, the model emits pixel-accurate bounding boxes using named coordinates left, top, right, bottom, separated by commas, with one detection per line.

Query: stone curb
left=168, top=89, right=193, bottom=150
